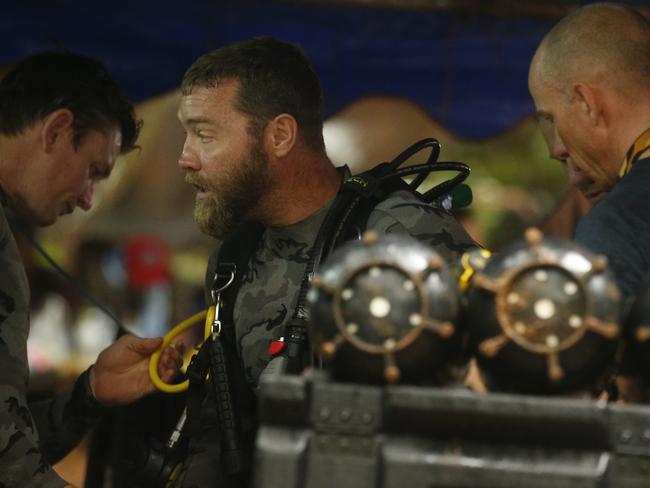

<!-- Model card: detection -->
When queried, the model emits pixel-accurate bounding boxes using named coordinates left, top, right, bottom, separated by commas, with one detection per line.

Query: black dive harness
left=184, top=224, right=263, bottom=483
left=181, top=138, right=471, bottom=483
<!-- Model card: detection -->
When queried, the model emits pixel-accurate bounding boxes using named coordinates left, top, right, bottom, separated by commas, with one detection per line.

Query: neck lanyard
left=619, top=127, right=650, bottom=178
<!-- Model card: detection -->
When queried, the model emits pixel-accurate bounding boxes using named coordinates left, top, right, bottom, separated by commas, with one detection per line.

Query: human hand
left=90, top=334, right=184, bottom=406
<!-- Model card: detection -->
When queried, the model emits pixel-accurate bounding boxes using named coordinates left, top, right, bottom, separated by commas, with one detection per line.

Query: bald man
left=529, top=2, right=650, bottom=303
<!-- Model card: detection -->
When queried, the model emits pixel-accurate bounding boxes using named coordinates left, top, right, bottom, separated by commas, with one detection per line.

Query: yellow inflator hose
left=148, top=307, right=214, bottom=393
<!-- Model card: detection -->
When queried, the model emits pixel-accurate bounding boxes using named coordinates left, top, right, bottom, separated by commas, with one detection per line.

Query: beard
left=189, top=140, right=270, bottom=239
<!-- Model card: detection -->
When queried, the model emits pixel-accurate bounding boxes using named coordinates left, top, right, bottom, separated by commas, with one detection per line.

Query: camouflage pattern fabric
left=178, top=187, right=476, bottom=486
left=234, top=189, right=476, bottom=388
left=0, top=203, right=105, bottom=487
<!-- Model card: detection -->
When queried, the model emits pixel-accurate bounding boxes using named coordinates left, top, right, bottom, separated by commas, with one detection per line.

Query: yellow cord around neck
left=619, top=127, right=650, bottom=178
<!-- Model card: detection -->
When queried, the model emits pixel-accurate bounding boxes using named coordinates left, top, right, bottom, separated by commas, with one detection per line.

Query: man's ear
left=41, top=109, right=74, bottom=152
left=572, top=82, right=604, bottom=127
left=265, top=113, right=298, bottom=158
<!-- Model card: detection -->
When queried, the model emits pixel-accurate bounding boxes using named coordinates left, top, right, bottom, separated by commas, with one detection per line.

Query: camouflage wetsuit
left=177, top=186, right=476, bottom=487
left=0, top=194, right=105, bottom=487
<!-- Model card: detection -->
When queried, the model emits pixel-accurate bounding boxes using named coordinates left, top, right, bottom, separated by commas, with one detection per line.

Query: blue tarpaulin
left=0, top=1, right=643, bottom=138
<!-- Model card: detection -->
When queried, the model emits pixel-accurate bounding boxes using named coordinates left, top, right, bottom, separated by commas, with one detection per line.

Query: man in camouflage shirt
left=176, top=37, right=476, bottom=486
left=0, top=52, right=182, bottom=487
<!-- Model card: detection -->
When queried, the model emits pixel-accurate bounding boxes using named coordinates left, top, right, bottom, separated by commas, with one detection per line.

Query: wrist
left=63, top=366, right=108, bottom=430
left=77, top=366, right=106, bottom=411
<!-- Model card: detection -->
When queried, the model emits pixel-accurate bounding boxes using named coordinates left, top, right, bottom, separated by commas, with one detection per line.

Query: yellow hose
left=458, top=248, right=492, bottom=292
left=148, top=307, right=214, bottom=393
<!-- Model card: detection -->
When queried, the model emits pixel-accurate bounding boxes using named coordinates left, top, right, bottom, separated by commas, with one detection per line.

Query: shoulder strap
left=316, top=165, right=411, bottom=263
left=204, top=222, right=265, bottom=309
left=191, top=222, right=265, bottom=481
left=204, top=220, right=265, bottom=402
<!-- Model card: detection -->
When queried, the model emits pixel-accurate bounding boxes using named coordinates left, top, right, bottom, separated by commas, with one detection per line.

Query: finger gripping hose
left=149, top=308, right=213, bottom=393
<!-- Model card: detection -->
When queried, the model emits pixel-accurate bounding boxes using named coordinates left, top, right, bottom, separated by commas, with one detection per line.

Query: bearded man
left=175, top=37, right=477, bottom=486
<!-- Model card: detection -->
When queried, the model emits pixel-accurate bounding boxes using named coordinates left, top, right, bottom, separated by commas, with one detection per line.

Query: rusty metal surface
left=308, top=232, right=460, bottom=385
left=468, top=228, right=621, bottom=393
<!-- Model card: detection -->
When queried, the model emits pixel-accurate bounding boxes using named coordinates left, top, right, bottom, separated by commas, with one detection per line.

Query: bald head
left=528, top=3, right=650, bottom=204
left=530, top=3, right=650, bottom=94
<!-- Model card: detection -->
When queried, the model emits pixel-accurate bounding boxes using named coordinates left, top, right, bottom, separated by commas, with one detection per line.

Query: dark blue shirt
left=575, top=158, right=650, bottom=304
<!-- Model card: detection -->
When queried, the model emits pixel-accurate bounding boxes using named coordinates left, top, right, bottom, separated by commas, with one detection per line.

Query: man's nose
left=178, top=142, right=200, bottom=170
left=77, top=181, right=95, bottom=211
left=550, top=130, right=570, bottom=162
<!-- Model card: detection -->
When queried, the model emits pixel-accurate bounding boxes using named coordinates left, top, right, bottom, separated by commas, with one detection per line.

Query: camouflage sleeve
left=29, top=368, right=107, bottom=464
left=0, top=387, right=68, bottom=487
left=0, top=324, right=102, bottom=486
left=0, top=217, right=65, bottom=485
left=367, top=189, right=478, bottom=265
left=0, top=209, right=105, bottom=486
left=1, top=365, right=105, bottom=487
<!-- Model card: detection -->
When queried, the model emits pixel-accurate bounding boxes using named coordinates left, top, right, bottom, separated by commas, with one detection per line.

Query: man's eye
left=90, top=165, right=108, bottom=179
